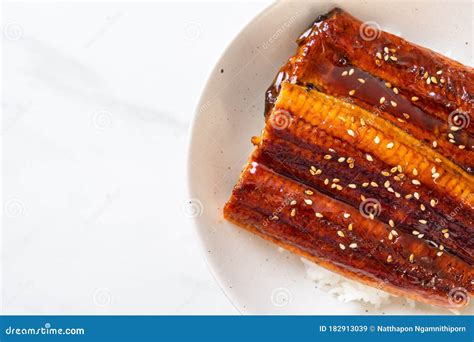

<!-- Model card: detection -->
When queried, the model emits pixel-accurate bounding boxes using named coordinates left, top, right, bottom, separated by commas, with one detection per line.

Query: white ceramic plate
left=187, top=0, right=473, bottom=315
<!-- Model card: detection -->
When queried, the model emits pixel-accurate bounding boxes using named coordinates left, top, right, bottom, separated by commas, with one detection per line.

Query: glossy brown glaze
left=266, top=8, right=474, bottom=174
left=225, top=8, right=474, bottom=308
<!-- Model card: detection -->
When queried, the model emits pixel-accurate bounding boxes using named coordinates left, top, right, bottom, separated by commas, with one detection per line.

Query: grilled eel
left=266, top=8, right=474, bottom=175
left=224, top=8, right=474, bottom=308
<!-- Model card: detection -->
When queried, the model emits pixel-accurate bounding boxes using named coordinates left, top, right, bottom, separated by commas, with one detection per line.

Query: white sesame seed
left=370, top=181, right=378, bottom=187
left=348, top=184, right=357, bottom=189
left=379, top=97, right=385, bottom=104
left=430, top=199, right=437, bottom=207
left=393, top=87, right=399, bottom=94
left=347, top=129, right=356, bottom=137
left=374, top=136, right=380, bottom=144
left=390, top=56, right=397, bottom=61
left=366, top=154, right=373, bottom=162
left=315, top=212, right=323, bottom=218
left=409, top=254, right=414, bottom=263
left=437, top=251, right=443, bottom=257
left=412, top=179, right=421, bottom=185
left=387, top=255, right=393, bottom=262
left=411, top=96, right=419, bottom=101
left=414, top=192, right=420, bottom=200
left=337, top=231, right=345, bottom=237
left=304, top=190, right=314, bottom=195
left=341, top=71, right=348, bottom=76
left=412, top=168, right=418, bottom=176
left=418, top=219, right=427, bottom=224
left=349, top=90, right=355, bottom=96
left=349, top=243, right=358, bottom=249
left=349, top=68, right=354, bottom=76
left=339, top=243, right=346, bottom=250
left=412, top=230, right=419, bottom=235
left=304, top=199, right=313, bottom=205
left=390, top=101, right=397, bottom=107
left=290, top=208, right=296, bottom=217
left=358, top=78, right=365, bottom=84
left=420, top=204, right=426, bottom=211
left=389, top=219, right=395, bottom=227
left=290, top=200, right=297, bottom=206
left=338, top=157, right=346, bottom=163
left=386, top=142, right=394, bottom=149
left=324, top=154, right=332, bottom=160
left=343, top=213, right=351, bottom=219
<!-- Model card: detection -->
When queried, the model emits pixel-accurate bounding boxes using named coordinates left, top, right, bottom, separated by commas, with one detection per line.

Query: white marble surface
left=1, top=0, right=272, bottom=314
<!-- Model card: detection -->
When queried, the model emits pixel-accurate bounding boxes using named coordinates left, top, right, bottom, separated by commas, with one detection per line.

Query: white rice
left=300, top=257, right=416, bottom=309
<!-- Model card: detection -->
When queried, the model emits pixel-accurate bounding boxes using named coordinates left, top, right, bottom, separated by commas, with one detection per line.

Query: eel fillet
left=224, top=8, right=473, bottom=308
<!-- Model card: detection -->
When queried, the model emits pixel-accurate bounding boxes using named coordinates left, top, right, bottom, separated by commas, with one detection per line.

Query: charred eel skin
left=266, top=8, right=474, bottom=174
left=225, top=9, right=473, bottom=308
